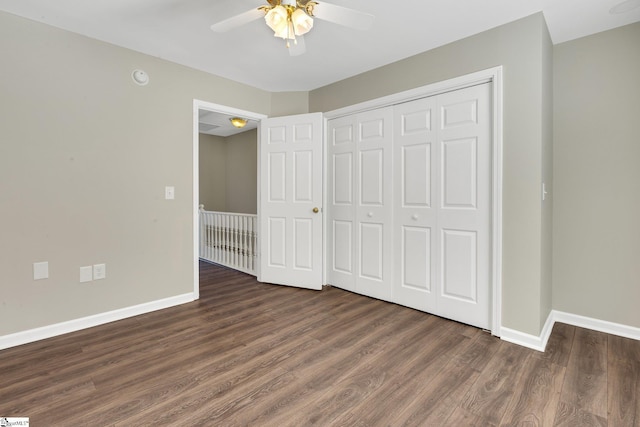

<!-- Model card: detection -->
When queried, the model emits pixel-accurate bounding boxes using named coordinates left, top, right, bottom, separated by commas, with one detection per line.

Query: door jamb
left=323, top=66, right=504, bottom=336
left=192, top=100, right=267, bottom=300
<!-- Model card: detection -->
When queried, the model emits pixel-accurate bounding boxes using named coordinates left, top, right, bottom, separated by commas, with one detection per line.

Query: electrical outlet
left=93, top=263, right=106, bottom=280
left=34, top=261, right=49, bottom=280
left=80, top=266, right=93, bottom=283
left=165, top=186, right=175, bottom=200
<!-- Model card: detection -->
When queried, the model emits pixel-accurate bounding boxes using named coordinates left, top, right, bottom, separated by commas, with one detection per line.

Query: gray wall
left=540, top=19, right=554, bottom=331
left=271, top=92, right=310, bottom=117
left=553, top=22, right=640, bottom=328
left=199, top=130, right=257, bottom=215
left=199, top=134, right=227, bottom=212
left=311, top=13, right=553, bottom=336
left=0, top=11, right=271, bottom=336
left=3, top=7, right=637, bottom=342
left=225, top=130, right=258, bottom=214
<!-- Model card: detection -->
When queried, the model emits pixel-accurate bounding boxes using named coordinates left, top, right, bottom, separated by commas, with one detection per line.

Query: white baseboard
left=4, top=298, right=638, bottom=353
left=552, top=310, right=640, bottom=341
left=501, top=310, right=640, bottom=352
left=500, top=311, right=555, bottom=352
left=0, top=293, right=196, bottom=351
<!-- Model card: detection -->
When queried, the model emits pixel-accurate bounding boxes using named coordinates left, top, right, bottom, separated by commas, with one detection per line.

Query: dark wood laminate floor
left=1, top=261, right=638, bottom=426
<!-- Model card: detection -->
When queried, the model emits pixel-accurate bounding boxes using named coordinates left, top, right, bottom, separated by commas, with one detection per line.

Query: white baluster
left=216, top=213, right=221, bottom=264
left=224, top=215, right=229, bottom=266
left=233, top=215, right=238, bottom=268
left=204, top=211, right=209, bottom=261
left=245, top=216, right=249, bottom=271
left=241, top=216, right=245, bottom=269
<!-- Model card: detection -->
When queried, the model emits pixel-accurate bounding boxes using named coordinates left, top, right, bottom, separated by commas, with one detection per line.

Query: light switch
left=34, top=261, right=49, bottom=280
left=93, top=264, right=106, bottom=280
left=80, top=266, right=93, bottom=283
left=165, top=186, right=175, bottom=200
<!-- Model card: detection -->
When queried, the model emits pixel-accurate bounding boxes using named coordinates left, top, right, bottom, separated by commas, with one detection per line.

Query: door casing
left=192, top=100, right=267, bottom=300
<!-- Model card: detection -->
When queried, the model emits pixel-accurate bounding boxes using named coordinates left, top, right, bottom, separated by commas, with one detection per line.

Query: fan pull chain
left=285, top=13, right=296, bottom=48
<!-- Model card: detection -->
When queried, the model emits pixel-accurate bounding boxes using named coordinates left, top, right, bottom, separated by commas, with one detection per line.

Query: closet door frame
left=323, top=66, right=504, bottom=336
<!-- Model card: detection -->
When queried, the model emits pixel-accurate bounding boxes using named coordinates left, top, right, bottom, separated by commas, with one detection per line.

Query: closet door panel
left=441, top=229, right=477, bottom=301
left=332, top=220, right=353, bottom=274
left=360, top=149, right=384, bottom=205
left=401, top=226, right=431, bottom=291
left=442, top=137, right=477, bottom=209
left=393, top=96, right=438, bottom=313
left=360, top=222, right=384, bottom=280
left=355, top=107, right=394, bottom=301
left=333, top=152, right=353, bottom=205
left=327, top=116, right=357, bottom=291
left=402, top=143, right=431, bottom=207
left=436, top=83, right=491, bottom=329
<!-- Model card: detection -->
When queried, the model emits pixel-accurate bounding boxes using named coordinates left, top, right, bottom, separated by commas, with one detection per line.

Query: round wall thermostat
left=132, top=69, right=149, bottom=86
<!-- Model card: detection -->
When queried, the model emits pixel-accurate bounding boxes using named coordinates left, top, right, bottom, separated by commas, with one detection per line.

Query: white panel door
left=356, top=107, right=393, bottom=301
left=329, top=84, right=491, bottom=329
left=392, top=96, right=438, bottom=313
left=436, top=83, right=491, bottom=329
left=327, top=114, right=357, bottom=292
left=327, top=108, right=394, bottom=301
left=259, top=113, right=323, bottom=290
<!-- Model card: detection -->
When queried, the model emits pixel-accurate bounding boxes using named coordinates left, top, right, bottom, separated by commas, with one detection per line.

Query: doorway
left=192, top=100, right=267, bottom=299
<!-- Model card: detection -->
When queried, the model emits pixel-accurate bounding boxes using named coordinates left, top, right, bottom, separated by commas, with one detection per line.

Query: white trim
left=321, top=117, right=328, bottom=286
left=553, top=310, right=640, bottom=341
left=324, top=66, right=504, bottom=336
left=501, top=311, right=555, bottom=352
left=256, top=121, right=262, bottom=280
left=491, top=67, right=504, bottom=336
left=501, top=309, right=640, bottom=352
left=0, top=293, right=194, bottom=351
left=193, top=102, right=200, bottom=300
left=192, top=100, right=267, bottom=297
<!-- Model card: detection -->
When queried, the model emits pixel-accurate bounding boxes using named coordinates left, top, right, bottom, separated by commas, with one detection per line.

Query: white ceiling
left=199, top=110, right=259, bottom=137
left=1, top=0, right=639, bottom=94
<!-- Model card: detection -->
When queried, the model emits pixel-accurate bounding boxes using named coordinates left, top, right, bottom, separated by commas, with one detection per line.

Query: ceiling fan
left=210, top=0, right=375, bottom=56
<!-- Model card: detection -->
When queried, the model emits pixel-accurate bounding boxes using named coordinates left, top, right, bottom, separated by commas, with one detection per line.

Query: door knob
left=313, top=207, right=319, bottom=213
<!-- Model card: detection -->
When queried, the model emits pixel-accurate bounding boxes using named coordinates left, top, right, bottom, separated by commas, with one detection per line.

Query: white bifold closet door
left=327, top=107, right=394, bottom=301
left=328, top=83, right=491, bottom=329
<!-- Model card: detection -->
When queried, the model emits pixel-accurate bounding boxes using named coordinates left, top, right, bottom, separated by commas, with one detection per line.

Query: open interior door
left=258, top=113, right=323, bottom=290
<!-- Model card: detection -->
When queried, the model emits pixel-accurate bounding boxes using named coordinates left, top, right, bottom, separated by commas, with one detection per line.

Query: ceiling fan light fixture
left=273, top=22, right=291, bottom=39
left=230, top=117, right=248, bottom=128
left=212, top=0, right=372, bottom=55
left=291, top=8, right=313, bottom=35
left=264, top=3, right=313, bottom=42
left=265, top=5, right=288, bottom=35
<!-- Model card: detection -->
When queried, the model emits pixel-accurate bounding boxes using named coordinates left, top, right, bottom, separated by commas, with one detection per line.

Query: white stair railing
left=199, top=206, right=258, bottom=276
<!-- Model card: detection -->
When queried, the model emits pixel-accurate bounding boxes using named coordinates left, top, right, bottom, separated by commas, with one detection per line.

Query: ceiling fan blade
left=311, top=2, right=374, bottom=31
left=288, top=35, right=306, bottom=56
left=210, top=8, right=265, bottom=33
